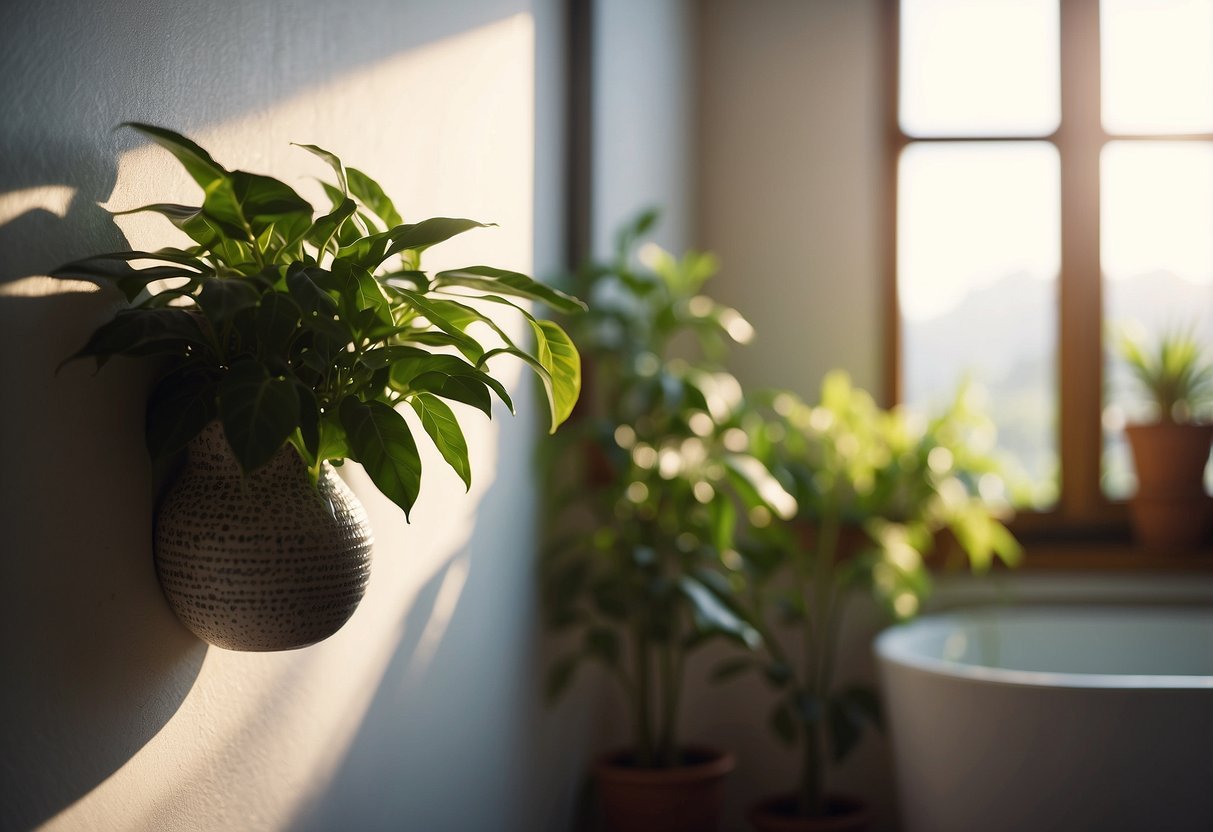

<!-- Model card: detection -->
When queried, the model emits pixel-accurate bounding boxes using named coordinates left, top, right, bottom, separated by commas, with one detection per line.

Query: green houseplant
left=723, top=372, right=1021, bottom=830
left=1115, top=324, right=1213, bottom=549
left=541, top=211, right=793, bottom=831
left=55, top=124, right=583, bottom=650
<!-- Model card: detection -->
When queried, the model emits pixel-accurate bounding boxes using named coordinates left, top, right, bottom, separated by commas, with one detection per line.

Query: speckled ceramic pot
left=154, top=421, right=373, bottom=651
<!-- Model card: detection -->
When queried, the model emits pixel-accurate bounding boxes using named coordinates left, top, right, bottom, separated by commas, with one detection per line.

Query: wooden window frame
left=883, top=0, right=1213, bottom=568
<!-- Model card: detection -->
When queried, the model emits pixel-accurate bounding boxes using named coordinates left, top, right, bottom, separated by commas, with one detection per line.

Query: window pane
left=899, top=142, right=1061, bottom=509
left=1102, top=0, right=1213, bottom=134
left=1101, top=141, right=1213, bottom=498
left=900, top=0, right=1060, bottom=137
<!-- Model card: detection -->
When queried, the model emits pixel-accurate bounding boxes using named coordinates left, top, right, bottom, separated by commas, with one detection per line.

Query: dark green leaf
left=293, top=381, right=321, bottom=463
left=146, top=367, right=218, bottom=460
left=339, top=398, right=422, bottom=519
left=255, top=293, right=303, bottom=358
left=52, top=257, right=205, bottom=302
left=306, top=196, right=357, bottom=256
left=346, top=166, right=403, bottom=228
left=230, top=170, right=314, bottom=225
left=217, top=360, right=301, bottom=473
left=434, top=265, right=586, bottom=314
left=287, top=267, right=340, bottom=318
left=409, top=392, right=471, bottom=490
left=197, top=278, right=262, bottom=327
left=66, top=308, right=209, bottom=368
left=389, top=353, right=512, bottom=416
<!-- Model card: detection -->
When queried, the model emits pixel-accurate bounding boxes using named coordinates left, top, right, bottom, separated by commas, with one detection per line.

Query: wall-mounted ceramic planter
left=154, top=421, right=373, bottom=651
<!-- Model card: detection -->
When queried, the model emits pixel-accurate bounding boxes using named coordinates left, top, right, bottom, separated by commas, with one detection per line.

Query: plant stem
left=632, top=619, right=654, bottom=767
left=801, top=501, right=840, bottom=818
left=656, top=638, right=680, bottom=766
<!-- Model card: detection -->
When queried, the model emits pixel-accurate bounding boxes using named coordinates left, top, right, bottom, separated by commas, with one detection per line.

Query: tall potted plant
left=542, top=211, right=793, bottom=832
left=1115, top=325, right=1213, bottom=549
left=55, top=124, right=583, bottom=651
left=721, top=372, right=1020, bottom=831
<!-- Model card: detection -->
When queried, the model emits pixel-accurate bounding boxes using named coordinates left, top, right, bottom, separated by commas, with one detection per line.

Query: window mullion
left=1058, top=0, right=1106, bottom=524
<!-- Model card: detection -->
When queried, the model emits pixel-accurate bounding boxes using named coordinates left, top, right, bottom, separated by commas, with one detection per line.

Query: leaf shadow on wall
left=0, top=135, right=206, bottom=832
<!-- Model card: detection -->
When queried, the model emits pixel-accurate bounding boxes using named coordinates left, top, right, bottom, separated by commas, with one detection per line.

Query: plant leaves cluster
left=1115, top=323, right=1213, bottom=424
left=55, top=124, right=584, bottom=518
left=540, top=209, right=794, bottom=768
left=716, top=370, right=1021, bottom=817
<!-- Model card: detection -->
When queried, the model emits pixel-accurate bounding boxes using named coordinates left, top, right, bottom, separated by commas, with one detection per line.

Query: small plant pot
left=1126, top=492, right=1213, bottom=551
left=154, top=421, right=374, bottom=651
left=747, top=793, right=871, bottom=832
left=1124, top=423, right=1213, bottom=550
left=594, top=745, right=734, bottom=832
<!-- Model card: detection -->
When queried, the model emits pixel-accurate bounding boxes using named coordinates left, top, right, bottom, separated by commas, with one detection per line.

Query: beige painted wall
left=696, top=0, right=886, bottom=400
left=0, top=2, right=587, bottom=830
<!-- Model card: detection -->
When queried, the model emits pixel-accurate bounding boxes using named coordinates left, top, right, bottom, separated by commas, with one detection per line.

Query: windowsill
left=1013, top=539, right=1213, bottom=572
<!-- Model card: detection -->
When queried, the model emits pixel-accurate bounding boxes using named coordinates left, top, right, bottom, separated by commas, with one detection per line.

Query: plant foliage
left=1115, top=324, right=1213, bottom=424
left=541, top=210, right=794, bottom=768
left=721, top=372, right=1021, bottom=817
left=55, top=124, right=584, bottom=518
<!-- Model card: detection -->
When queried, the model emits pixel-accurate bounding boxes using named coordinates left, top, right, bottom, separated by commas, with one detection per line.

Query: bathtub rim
left=874, top=605, right=1213, bottom=691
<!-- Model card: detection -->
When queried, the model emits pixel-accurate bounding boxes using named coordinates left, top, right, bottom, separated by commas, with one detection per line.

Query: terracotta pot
left=154, top=421, right=374, bottom=651
left=594, top=746, right=734, bottom=832
left=1124, top=423, right=1213, bottom=549
left=747, top=794, right=870, bottom=832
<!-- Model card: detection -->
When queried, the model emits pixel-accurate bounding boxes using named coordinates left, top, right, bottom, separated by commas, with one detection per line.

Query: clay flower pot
left=154, top=421, right=374, bottom=651
left=747, top=793, right=871, bottom=832
left=1124, top=422, right=1213, bottom=549
left=594, top=746, right=734, bottom=832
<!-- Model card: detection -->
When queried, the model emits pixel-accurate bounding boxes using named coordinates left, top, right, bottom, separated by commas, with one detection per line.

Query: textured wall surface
left=0, top=1, right=586, bottom=830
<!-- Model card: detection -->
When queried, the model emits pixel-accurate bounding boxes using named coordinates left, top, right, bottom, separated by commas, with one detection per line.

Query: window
left=892, top=0, right=1213, bottom=540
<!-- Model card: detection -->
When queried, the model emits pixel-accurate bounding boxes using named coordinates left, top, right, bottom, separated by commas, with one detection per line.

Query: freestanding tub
left=875, top=606, right=1213, bottom=832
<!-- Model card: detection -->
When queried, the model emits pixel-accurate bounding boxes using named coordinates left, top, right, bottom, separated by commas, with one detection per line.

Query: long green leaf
left=409, top=392, right=472, bottom=490
left=124, top=123, right=227, bottom=190
left=66, top=308, right=209, bottom=368
left=434, top=265, right=586, bottom=314
left=389, top=286, right=485, bottom=361
left=340, top=398, right=422, bottom=519
left=294, top=143, right=348, bottom=194
left=678, top=576, right=760, bottom=648
left=389, top=353, right=513, bottom=416
left=385, top=217, right=492, bottom=258
left=528, top=319, right=581, bottom=431
left=347, top=166, right=403, bottom=228
left=217, top=360, right=301, bottom=473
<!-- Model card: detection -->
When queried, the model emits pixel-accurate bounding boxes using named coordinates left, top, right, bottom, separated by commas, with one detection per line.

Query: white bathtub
left=875, top=606, right=1213, bottom=832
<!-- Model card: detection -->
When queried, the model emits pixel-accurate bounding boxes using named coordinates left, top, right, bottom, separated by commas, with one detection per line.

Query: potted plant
left=720, top=372, right=1020, bottom=831
left=1115, top=324, right=1213, bottom=549
left=54, top=123, right=584, bottom=651
left=541, top=211, right=794, bottom=832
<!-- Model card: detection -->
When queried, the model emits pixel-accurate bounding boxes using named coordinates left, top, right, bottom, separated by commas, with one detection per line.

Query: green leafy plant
left=541, top=210, right=794, bottom=768
left=54, top=124, right=583, bottom=517
left=1115, top=324, right=1213, bottom=424
left=721, top=372, right=1021, bottom=817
